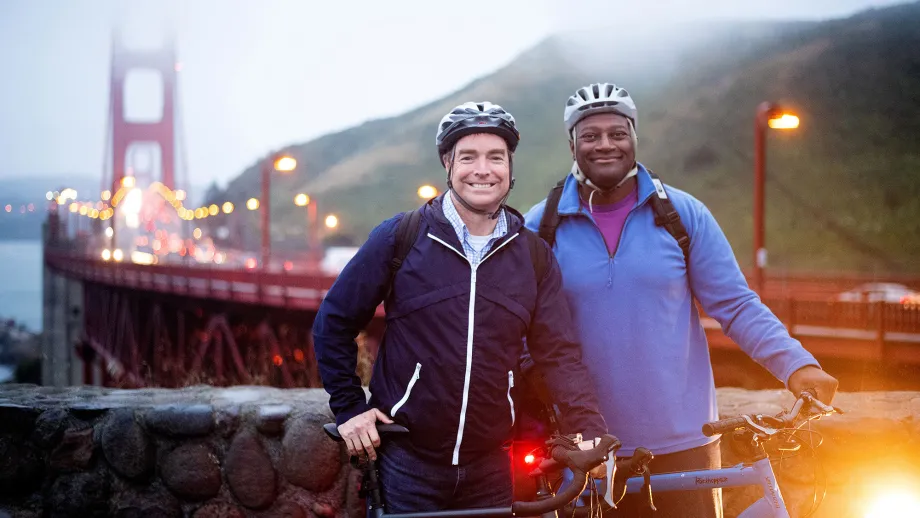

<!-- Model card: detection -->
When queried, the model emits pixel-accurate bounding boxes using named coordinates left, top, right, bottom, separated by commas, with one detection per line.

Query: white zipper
left=507, top=370, right=515, bottom=427
left=390, top=362, right=421, bottom=417
left=427, top=232, right=520, bottom=465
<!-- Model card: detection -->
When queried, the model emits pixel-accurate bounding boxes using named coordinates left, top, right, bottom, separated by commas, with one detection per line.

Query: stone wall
left=1, top=386, right=918, bottom=518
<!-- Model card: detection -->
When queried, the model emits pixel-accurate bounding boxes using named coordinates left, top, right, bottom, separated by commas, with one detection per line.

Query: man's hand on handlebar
left=577, top=438, right=609, bottom=478
left=338, top=408, right=394, bottom=460
left=788, top=365, right=838, bottom=406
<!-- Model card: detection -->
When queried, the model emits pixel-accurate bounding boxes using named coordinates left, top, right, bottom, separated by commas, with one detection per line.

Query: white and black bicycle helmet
left=436, top=102, right=521, bottom=219
left=436, top=102, right=521, bottom=159
left=564, top=83, right=639, bottom=210
left=564, top=83, right=637, bottom=136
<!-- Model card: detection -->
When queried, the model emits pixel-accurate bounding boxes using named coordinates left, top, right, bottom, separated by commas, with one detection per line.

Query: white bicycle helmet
left=564, top=83, right=639, bottom=210
left=564, top=83, right=637, bottom=136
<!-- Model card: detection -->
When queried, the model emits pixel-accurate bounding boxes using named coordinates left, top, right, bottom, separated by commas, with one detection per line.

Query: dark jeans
left=606, top=440, right=723, bottom=518
left=376, top=439, right=513, bottom=513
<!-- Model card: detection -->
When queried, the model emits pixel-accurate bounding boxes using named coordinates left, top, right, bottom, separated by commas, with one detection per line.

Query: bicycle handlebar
left=512, top=434, right=621, bottom=517
left=702, top=391, right=841, bottom=438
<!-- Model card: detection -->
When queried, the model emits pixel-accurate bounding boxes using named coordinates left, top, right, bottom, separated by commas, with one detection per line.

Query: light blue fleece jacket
left=524, top=165, right=819, bottom=456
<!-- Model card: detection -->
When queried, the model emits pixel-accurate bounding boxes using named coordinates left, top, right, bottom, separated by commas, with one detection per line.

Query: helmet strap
left=570, top=125, right=638, bottom=213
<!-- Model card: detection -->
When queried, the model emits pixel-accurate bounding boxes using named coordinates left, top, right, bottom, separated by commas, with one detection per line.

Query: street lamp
left=260, top=154, right=297, bottom=269
left=325, top=214, right=339, bottom=229
left=418, top=185, right=439, bottom=200
left=753, top=102, right=800, bottom=294
left=294, top=193, right=321, bottom=269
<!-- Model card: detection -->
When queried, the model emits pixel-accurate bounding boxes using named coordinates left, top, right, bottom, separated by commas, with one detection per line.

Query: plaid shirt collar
left=441, top=192, right=508, bottom=267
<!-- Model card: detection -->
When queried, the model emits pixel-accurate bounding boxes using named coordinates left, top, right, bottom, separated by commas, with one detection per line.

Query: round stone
left=256, top=404, right=291, bottom=435
left=144, top=404, right=214, bottom=437
left=32, top=408, right=71, bottom=448
left=101, top=409, right=153, bottom=479
left=281, top=414, right=342, bottom=491
left=225, top=431, right=276, bottom=509
left=160, top=443, right=222, bottom=501
left=49, top=427, right=95, bottom=472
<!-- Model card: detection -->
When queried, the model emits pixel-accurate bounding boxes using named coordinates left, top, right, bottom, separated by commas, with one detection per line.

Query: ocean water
left=0, top=240, right=42, bottom=332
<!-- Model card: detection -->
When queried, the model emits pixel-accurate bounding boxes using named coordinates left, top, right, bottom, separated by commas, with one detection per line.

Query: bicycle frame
left=626, top=457, right=788, bottom=518
left=571, top=455, right=789, bottom=518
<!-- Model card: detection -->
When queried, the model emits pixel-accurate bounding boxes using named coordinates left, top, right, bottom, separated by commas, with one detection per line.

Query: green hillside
left=213, top=2, right=920, bottom=274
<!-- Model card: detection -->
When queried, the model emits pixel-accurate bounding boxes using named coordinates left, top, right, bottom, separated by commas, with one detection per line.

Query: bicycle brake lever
left=641, top=467, right=656, bottom=512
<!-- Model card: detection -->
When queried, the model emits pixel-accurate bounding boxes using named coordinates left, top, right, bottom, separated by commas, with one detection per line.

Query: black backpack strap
left=522, top=228, right=549, bottom=286
left=537, top=178, right=567, bottom=248
left=388, top=207, right=423, bottom=292
left=646, top=170, right=691, bottom=265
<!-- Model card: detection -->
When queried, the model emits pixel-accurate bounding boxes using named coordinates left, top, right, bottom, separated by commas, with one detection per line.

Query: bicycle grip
left=702, top=416, right=747, bottom=437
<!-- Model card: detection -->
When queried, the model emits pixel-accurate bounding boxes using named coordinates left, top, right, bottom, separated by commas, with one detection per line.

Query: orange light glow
left=418, top=185, right=438, bottom=199
left=767, top=113, right=800, bottom=129
left=293, top=349, right=305, bottom=362
left=272, top=355, right=283, bottom=366
left=274, top=156, right=297, bottom=172
left=283, top=261, right=294, bottom=271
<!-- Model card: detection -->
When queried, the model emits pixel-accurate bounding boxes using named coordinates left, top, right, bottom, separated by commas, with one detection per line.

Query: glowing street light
left=122, top=176, right=136, bottom=188
left=294, top=193, right=310, bottom=207
left=274, top=156, right=297, bottom=172
left=175, top=189, right=187, bottom=201
left=101, top=249, right=112, bottom=261
left=418, top=185, right=438, bottom=200
left=112, top=249, right=124, bottom=262
left=101, top=190, right=112, bottom=201
left=753, top=102, right=800, bottom=293
left=247, top=198, right=260, bottom=211
left=208, top=204, right=219, bottom=216
left=325, top=214, right=339, bottom=229
left=222, top=202, right=234, bottom=214
left=261, top=153, right=299, bottom=269
left=767, top=114, right=800, bottom=130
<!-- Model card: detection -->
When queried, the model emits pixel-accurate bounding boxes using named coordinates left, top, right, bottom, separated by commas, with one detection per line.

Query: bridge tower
left=103, top=31, right=179, bottom=197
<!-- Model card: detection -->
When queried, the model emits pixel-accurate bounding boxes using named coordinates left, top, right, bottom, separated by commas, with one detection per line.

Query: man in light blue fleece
left=523, top=83, right=838, bottom=518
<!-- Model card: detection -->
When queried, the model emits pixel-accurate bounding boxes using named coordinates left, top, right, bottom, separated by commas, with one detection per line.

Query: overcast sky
left=0, top=0, right=907, bottom=192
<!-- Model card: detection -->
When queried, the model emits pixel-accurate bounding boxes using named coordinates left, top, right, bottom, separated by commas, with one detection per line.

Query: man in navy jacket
left=314, top=102, right=607, bottom=512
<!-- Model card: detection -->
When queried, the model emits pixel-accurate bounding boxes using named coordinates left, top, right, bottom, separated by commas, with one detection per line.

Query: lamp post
left=753, top=102, right=799, bottom=294
left=260, top=154, right=297, bottom=270
left=294, top=193, right=319, bottom=269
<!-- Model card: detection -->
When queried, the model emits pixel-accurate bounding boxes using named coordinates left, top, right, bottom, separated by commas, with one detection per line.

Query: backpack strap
left=522, top=228, right=549, bottom=285
left=646, top=170, right=691, bottom=265
left=537, top=178, right=567, bottom=248
left=387, top=207, right=423, bottom=294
